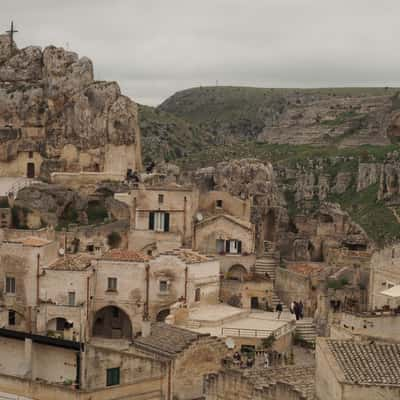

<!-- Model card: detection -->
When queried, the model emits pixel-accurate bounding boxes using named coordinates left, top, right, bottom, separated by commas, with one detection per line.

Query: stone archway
left=92, top=306, right=133, bottom=339
left=226, top=264, right=248, bottom=281
left=156, top=308, right=170, bottom=322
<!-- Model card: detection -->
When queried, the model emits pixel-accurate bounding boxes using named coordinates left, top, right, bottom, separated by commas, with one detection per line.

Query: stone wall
left=369, top=243, right=400, bottom=309
left=275, top=268, right=316, bottom=317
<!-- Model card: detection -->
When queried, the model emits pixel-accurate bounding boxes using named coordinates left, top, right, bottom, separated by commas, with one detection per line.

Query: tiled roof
left=102, top=249, right=151, bottom=262
left=244, top=366, right=315, bottom=399
left=288, top=264, right=324, bottom=276
left=48, top=254, right=93, bottom=271
left=327, top=340, right=400, bottom=386
left=160, top=248, right=212, bottom=263
left=196, top=213, right=253, bottom=230
left=134, top=322, right=209, bottom=357
left=20, top=236, right=52, bottom=247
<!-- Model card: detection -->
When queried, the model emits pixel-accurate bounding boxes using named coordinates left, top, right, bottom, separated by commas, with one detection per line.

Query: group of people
left=232, top=351, right=254, bottom=368
left=275, top=300, right=305, bottom=320
left=231, top=350, right=290, bottom=369
left=290, top=300, right=304, bottom=320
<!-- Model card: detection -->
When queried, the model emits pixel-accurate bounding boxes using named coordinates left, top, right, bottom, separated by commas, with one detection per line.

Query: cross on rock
left=6, top=21, right=18, bottom=53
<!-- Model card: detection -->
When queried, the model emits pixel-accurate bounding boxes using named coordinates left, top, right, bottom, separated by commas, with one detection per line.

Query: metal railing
left=221, top=321, right=295, bottom=338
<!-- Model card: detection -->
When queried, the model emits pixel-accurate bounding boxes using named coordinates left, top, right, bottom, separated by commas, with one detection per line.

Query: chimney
left=141, top=320, right=152, bottom=338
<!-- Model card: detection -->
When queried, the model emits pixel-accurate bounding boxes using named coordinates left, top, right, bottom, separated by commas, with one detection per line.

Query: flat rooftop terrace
left=183, top=304, right=295, bottom=338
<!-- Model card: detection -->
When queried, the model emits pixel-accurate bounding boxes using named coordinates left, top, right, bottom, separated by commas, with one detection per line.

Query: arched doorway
left=47, top=317, right=73, bottom=337
left=156, top=309, right=170, bottom=322
left=226, top=264, right=248, bottom=281
left=92, top=306, right=132, bottom=339
left=264, top=210, right=276, bottom=242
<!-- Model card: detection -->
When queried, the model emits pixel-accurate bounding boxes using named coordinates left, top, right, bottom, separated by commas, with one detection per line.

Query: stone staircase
left=254, top=257, right=279, bottom=280
left=295, top=318, right=317, bottom=345
left=271, top=291, right=288, bottom=312
left=253, top=241, right=280, bottom=280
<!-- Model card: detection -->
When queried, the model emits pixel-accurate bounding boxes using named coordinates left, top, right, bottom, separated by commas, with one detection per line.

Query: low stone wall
left=50, top=172, right=124, bottom=190
left=2, top=227, right=55, bottom=242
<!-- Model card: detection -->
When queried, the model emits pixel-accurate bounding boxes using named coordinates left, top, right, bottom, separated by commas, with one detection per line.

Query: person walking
left=299, top=301, right=304, bottom=320
left=294, top=301, right=300, bottom=321
left=290, top=301, right=295, bottom=314
left=276, top=302, right=283, bottom=319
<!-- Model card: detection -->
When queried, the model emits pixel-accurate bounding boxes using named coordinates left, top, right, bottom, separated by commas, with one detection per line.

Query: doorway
left=27, top=162, right=35, bottom=178
left=251, top=297, right=259, bottom=309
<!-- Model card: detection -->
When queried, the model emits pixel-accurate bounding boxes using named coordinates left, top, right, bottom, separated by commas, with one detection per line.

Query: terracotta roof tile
left=102, top=249, right=151, bottom=262
left=288, top=264, right=324, bottom=276
left=19, top=236, right=52, bottom=247
left=160, top=249, right=212, bottom=263
left=327, top=340, right=400, bottom=385
left=134, top=323, right=209, bottom=357
left=48, top=254, right=93, bottom=271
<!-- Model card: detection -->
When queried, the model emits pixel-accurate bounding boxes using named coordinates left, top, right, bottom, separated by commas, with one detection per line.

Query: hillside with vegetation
left=139, top=86, right=400, bottom=247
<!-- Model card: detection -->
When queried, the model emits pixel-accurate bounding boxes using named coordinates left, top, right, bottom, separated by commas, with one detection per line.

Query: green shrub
left=107, top=231, right=122, bottom=249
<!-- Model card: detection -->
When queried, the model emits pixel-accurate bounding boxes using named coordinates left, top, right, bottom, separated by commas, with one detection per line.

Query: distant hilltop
left=158, top=86, right=400, bottom=147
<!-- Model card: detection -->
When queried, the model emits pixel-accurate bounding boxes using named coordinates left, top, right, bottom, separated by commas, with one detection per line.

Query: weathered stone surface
left=14, top=183, right=87, bottom=228
left=357, top=163, right=381, bottom=192
left=0, top=40, right=142, bottom=174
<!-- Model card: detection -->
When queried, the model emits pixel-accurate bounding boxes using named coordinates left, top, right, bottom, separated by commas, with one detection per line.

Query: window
left=159, top=280, right=168, bottom=293
left=68, top=291, right=76, bottom=306
left=106, top=367, right=120, bottom=386
left=226, top=240, right=242, bottom=254
left=216, top=200, right=223, bottom=208
left=107, top=277, right=117, bottom=291
left=216, top=239, right=225, bottom=254
left=8, top=310, right=15, bottom=326
left=195, top=288, right=201, bottom=302
left=149, top=212, right=170, bottom=232
left=158, top=194, right=164, bottom=204
left=28, top=151, right=33, bottom=158
left=56, top=318, right=66, bottom=331
left=5, top=277, right=16, bottom=294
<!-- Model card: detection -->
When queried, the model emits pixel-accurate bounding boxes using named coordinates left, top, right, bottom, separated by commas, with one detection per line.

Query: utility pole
left=6, top=21, right=18, bottom=55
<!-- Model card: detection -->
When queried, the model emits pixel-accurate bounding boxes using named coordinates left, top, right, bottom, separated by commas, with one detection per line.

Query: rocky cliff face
left=160, top=86, right=400, bottom=147
left=0, top=35, right=142, bottom=177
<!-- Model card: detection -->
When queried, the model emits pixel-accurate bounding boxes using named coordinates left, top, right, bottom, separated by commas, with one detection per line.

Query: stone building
left=0, top=237, right=59, bottom=331
left=116, top=183, right=195, bottom=253
left=0, top=328, right=166, bottom=400
left=369, top=242, right=400, bottom=310
left=133, top=322, right=228, bottom=400
left=316, top=338, right=400, bottom=400
left=91, top=249, right=219, bottom=338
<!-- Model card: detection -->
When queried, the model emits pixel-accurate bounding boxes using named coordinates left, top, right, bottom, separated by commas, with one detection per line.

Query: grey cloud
left=2, top=0, right=400, bottom=105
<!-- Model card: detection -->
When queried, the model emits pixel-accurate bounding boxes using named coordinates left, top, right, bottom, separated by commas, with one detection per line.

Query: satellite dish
left=225, top=337, right=235, bottom=349
left=196, top=212, right=204, bottom=222
left=59, top=248, right=65, bottom=256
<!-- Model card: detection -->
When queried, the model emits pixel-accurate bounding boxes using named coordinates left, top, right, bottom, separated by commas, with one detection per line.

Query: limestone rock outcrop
left=0, top=35, right=142, bottom=178
left=13, top=183, right=88, bottom=228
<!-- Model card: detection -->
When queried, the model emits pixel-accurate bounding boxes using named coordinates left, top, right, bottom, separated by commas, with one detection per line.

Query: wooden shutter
left=164, top=212, right=170, bottom=232
left=149, top=212, right=155, bottom=230
left=226, top=240, right=230, bottom=253
left=237, top=240, right=242, bottom=254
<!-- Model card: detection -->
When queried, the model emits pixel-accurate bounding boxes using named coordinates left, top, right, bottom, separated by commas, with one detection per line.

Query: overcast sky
left=3, top=0, right=400, bottom=105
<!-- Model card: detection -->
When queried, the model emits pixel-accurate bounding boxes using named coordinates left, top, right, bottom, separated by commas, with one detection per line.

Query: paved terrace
left=183, top=304, right=295, bottom=338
